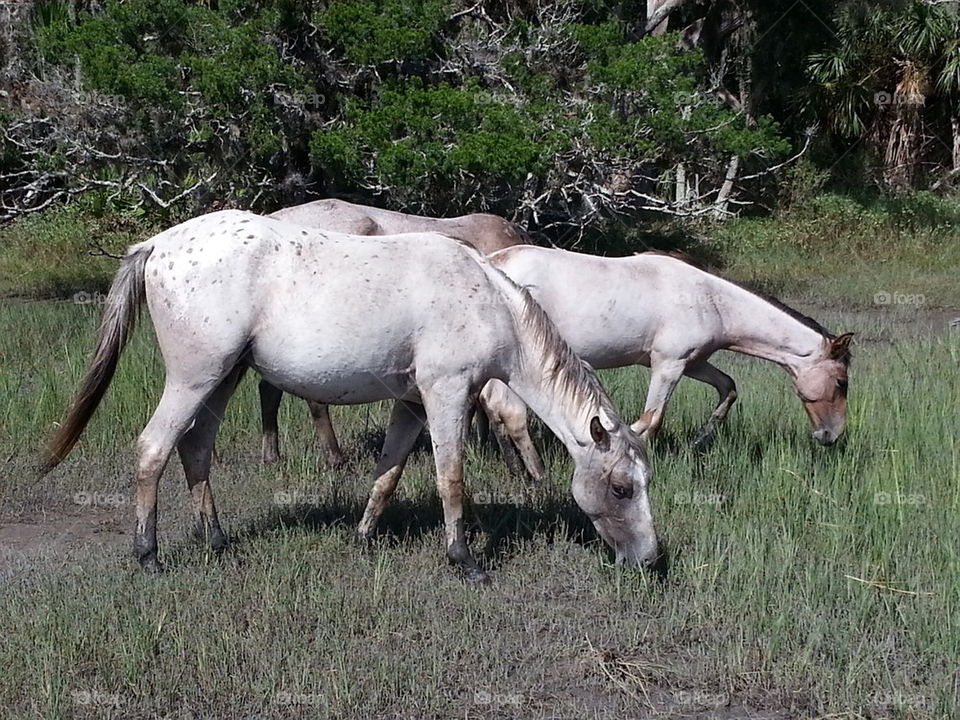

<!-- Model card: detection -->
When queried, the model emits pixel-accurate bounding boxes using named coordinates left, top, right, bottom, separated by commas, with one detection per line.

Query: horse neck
left=716, top=283, right=826, bottom=373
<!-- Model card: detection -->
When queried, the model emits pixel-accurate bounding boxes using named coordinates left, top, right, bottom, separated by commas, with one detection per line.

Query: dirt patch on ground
left=0, top=504, right=128, bottom=580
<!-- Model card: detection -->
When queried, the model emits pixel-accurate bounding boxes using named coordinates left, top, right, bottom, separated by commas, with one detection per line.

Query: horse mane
left=639, top=250, right=847, bottom=359
left=513, top=286, right=621, bottom=420
left=458, top=240, right=624, bottom=424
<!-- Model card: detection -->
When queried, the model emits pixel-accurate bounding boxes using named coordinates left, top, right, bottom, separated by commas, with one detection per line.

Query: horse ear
left=830, top=332, right=854, bottom=360
left=590, top=416, right=610, bottom=447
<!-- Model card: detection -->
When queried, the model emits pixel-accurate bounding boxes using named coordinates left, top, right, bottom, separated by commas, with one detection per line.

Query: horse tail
left=41, top=242, right=154, bottom=473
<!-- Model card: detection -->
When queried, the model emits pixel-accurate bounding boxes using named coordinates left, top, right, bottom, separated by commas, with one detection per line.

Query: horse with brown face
left=260, top=199, right=532, bottom=466
left=477, top=248, right=852, bottom=479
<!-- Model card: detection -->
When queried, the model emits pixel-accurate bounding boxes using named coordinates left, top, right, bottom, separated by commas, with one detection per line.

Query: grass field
left=0, top=289, right=957, bottom=718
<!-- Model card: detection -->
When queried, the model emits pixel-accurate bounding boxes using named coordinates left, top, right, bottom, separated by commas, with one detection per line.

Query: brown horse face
left=793, top=333, right=853, bottom=445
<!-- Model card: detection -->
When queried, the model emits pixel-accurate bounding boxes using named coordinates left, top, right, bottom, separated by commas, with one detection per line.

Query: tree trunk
left=883, top=111, right=918, bottom=192
left=675, top=162, right=687, bottom=210
left=644, top=0, right=694, bottom=35
left=953, top=114, right=960, bottom=172
left=714, top=155, right=740, bottom=219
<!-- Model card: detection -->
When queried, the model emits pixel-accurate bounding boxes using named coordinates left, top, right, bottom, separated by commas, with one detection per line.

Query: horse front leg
left=258, top=379, right=283, bottom=464
left=422, top=384, right=489, bottom=584
left=480, top=380, right=545, bottom=484
left=307, top=401, right=345, bottom=466
left=684, top=361, right=738, bottom=448
left=630, top=357, right=686, bottom=442
left=356, top=400, right=426, bottom=539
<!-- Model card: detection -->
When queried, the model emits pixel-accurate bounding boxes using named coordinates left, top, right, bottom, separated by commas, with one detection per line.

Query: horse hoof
left=526, top=471, right=547, bottom=487
left=138, top=554, right=163, bottom=573
left=193, top=523, right=229, bottom=552
left=353, top=531, right=375, bottom=551
left=464, top=567, right=491, bottom=584
left=691, top=430, right=714, bottom=449
left=209, top=530, right=230, bottom=553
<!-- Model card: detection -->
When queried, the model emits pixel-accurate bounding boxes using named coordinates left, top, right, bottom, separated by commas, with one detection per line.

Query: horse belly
left=249, top=334, right=418, bottom=405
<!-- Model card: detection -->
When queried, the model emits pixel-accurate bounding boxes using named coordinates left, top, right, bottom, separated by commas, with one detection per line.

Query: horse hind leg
left=684, top=361, right=737, bottom=448
left=480, top=381, right=545, bottom=484
left=134, top=376, right=235, bottom=570
left=498, top=393, right=545, bottom=485
left=356, top=400, right=427, bottom=540
left=177, top=367, right=244, bottom=553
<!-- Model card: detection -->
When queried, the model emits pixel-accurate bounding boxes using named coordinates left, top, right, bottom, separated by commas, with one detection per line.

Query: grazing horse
left=41, top=211, right=657, bottom=581
left=477, top=248, right=852, bottom=474
left=260, top=198, right=532, bottom=466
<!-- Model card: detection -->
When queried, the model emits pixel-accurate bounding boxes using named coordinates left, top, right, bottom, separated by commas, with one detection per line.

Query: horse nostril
left=813, top=429, right=835, bottom=446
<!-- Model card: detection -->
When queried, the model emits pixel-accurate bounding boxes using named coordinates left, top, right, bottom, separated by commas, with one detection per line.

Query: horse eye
left=611, top=483, right=633, bottom=500
left=836, top=379, right=848, bottom=392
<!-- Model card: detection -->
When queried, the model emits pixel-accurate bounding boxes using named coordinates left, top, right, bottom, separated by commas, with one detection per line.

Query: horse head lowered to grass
left=42, top=210, right=658, bottom=581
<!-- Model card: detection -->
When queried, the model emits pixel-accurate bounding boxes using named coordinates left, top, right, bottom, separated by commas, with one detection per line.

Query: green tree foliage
left=318, top=0, right=449, bottom=65
left=34, top=0, right=306, bottom=164
left=2, top=0, right=794, bottom=226
left=7, top=0, right=954, bottom=230
left=312, top=11, right=787, bottom=219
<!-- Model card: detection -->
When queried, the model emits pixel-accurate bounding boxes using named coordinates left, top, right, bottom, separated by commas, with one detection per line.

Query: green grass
left=712, top=192, right=960, bottom=308
left=0, top=296, right=957, bottom=719
left=0, top=207, right=157, bottom=298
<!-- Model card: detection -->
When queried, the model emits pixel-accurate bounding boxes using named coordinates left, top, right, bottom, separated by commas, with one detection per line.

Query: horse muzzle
left=812, top=427, right=840, bottom=446
left=615, top=538, right=660, bottom=569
